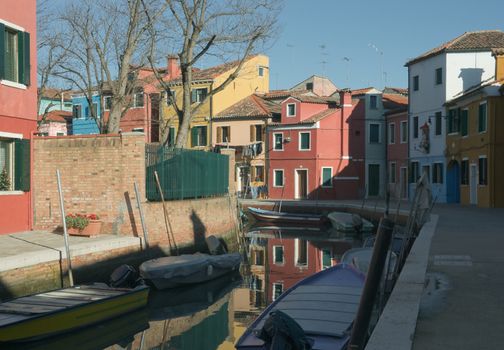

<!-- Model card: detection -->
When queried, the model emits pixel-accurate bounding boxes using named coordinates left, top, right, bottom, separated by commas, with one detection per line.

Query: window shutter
left=17, top=31, right=30, bottom=85
left=191, top=127, right=197, bottom=147
left=228, top=126, right=231, bottom=142
left=250, top=125, right=255, bottom=142
left=202, top=126, right=207, bottom=145
left=217, top=127, right=222, bottom=143
left=0, top=23, right=5, bottom=79
left=14, top=139, right=30, bottom=192
left=191, top=90, right=197, bottom=103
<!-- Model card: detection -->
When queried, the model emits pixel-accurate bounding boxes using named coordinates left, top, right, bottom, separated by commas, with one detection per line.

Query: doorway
left=447, top=160, right=460, bottom=203
left=295, top=169, right=308, bottom=199
left=470, top=164, right=478, bottom=205
left=368, top=164, right=380, bottom=197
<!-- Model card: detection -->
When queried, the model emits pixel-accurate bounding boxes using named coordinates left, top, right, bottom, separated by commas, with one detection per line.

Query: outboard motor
left=109, top=264, right=139, bottom=288
left=257, top=310, right=313, bottom=350
left=206, top=235, right=228, bottom=255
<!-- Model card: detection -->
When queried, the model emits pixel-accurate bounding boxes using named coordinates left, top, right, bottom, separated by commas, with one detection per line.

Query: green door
left=368, top=164, right=380, bottom=196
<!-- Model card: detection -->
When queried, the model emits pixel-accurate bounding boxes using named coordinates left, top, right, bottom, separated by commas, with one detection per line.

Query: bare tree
left=146, top=0, right=282, bottom=147
left=52, top=0, right=165, bottom=133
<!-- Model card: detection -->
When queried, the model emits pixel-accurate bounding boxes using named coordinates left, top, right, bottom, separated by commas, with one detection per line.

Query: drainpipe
left=209, top=82, right=214, bottom=148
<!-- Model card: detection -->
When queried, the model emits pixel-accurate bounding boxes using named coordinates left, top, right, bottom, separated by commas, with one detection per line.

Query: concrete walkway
left=0, top=230, right=142, bottom=272
left=412, top=204, right=504, bottom=350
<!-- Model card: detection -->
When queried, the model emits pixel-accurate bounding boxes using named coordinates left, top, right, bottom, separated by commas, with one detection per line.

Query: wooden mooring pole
left=56, top=169, right=74, bottom=287
left=347, top=217, right=394, bottom=350
left=134, top=181, right=150, bottom=249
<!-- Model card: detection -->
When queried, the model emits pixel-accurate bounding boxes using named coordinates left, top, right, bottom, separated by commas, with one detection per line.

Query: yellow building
left=445, top=52, right=504, bottom=207
left=161, top=55, right=269, bottom=148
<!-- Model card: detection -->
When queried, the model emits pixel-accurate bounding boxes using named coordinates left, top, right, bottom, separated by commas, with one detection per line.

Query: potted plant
left=65, top=213, right=102, bottom=237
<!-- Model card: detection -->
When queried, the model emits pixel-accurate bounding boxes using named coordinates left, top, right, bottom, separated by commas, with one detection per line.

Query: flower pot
left=81, top=220, right=102, bottom=237
left=67, top=227, right=82, bottom=235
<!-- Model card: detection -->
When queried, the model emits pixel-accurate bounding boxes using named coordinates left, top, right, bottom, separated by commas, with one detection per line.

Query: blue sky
left=266, top=0, right=503, bottom=90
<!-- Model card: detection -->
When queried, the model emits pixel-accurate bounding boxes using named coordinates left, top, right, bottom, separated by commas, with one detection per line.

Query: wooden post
left=56, top=169, right=74, bottom=287
left=154, top=170, right=178, bottom=254
left=134, top=181, right=149, bottom=249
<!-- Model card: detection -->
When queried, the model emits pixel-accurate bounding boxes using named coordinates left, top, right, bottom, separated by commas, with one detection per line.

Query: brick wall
left=33, top=133, right=238, bottom=246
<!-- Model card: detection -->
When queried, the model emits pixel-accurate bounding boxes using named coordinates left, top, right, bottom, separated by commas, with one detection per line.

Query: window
left=299, top=132, right=310, bottom=150
left=461, top=159, right=469, bottom=185
left=413, top=116, right=419, bottom=138
left=167, top=127, right=176, bottom=146
left=273, top=246, right=284, bottom=264
left=56, top=132, right=64, bottom=136
left=191, top=88, right=207, bottom=103
left=217, top=126, right=231, bottom=143
left=104, top=96, right=112, bottom=111
left=306, top=82, right=313, bottom=90
left=273, top=283, right=283, bottom=301
left=287, top=103, right=296, bottom=117
left=273, top=169, right=284, bottom=187
left=369, top=123, right=380, bottom=143
left=370, top=95, right=378, bottom=109
left=250, top=125, right=263, bottom=142
left=91, top=102, right=98, bottom=118
left=133, top=91, right=144, bottom=108
left=435, top=68, right=443, bottom=85
left=253, top=165, right=264, bottom=182
left=478, top=103, right=487, bottom=133
left=321, top=167, right=332, bottom=188
left=1, top=23, right=30, bottom=85
left=479, top=157, right=487, bottom=185
left=254, top=250, right=264, bottom=266
left=435, top=112, right=442, bottom=136
left=0, top=137, right=30, bottom=192
left=388, top=123, right=395, bottom=144
left=448, top=109, right=459, bottom=134
left=389, top=162, right=396, bottom=183
left=410, top=161, right=419, bottom=183
left=258, top=66, right=265, bottom=77
left=73, top=105, right=82, bottom=119
left=432, top=163, right=443, bottom=184
left=400, top=121, right=408, bottom=143
left=460, top=109, right=468, bottom=136
left=273, top=133, right=283, bottom=150
left=190, top=125, right=207, bottom=147
left=413, top=75, right=419, bottom=91
left=295, top=239, right=308, bottom=266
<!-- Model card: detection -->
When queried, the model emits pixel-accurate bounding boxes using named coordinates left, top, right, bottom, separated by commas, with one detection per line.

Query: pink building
left=386, top=107, right=409, bottom=199
left=267, top=91, right=364, bottom=200
left=37, top=110, right=72, bottom=136
left=0, top=1, right=37, bottom=234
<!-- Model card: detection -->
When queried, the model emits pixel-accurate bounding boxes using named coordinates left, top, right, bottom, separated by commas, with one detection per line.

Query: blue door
left=446, top=161, right=460, bottom=203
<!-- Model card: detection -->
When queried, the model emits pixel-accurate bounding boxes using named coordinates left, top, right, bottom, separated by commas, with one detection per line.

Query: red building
left=0, top=1, right=37, bottom=234
left=267, top=90, right=364, bottom=200
left=386, top=107, right=409, bottom=199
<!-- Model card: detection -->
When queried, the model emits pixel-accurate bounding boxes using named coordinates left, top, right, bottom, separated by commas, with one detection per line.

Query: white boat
left=139, top=252, right=241, bottom=290
left=327, top=212, right=374, bottom=233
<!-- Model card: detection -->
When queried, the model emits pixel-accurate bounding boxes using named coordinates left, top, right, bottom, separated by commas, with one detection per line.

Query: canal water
left=4, top=223, right=372, bottom=350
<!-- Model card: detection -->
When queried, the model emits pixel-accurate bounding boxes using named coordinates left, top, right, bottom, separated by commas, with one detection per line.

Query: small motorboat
left=341, top=247, right=397, bottom=279
left=0, top=284, right=149, bottom=343
left=247, top=207, right=326, bottom=224
left=327, top=211, right=374, bottom=233
left=235, top=264, right=365, bottom=350
left=139, top=252, right=242, bottom=290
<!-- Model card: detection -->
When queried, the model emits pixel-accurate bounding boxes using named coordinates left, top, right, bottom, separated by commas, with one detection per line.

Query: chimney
left=167, top=54, right=181, bottom=79
left=493, top=49, right=504, bottom=81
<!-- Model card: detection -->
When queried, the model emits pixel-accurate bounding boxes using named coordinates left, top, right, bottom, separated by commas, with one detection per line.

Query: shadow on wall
left=190, top=210, right=207, bottom=250
left=459, top=68, right=484, bottom=92
left=124, top=191, right=139, bottom=237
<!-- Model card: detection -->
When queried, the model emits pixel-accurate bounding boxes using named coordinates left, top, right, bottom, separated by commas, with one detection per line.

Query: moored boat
left=327, top=211, right=374, bottom=233
left=247, top=207, right=326, bottom=224
left=0, top=284, right=149, bottom=343
left=235, top=264, right=365, bottom=350
left=139, top=252, right=241, bottom=290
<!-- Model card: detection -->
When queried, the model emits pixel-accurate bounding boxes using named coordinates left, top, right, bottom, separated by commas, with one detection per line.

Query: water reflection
left=3, top=223, right=369, bottom=350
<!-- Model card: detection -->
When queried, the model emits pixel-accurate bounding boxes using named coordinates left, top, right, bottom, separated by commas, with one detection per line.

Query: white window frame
left=103, top=96, right=112, bottom=111
left=294, top=238, right=309, bottom=267
left=272, top=282, right=284, bottom=301
left=191, top=88, right=207, bottom=104
left=273, top=245, right=284, bottom=265
left=321, top=167, right=333, bottom=188
left=479, top=101, right=487, bottom=134
left=273, top=132, right=284, bottom=151
left=287, top=103, right=296, bottom=117
left=388, top=122, right=395, bottom=144
left=133, top=91, right=144, bottom=108
left=298, top=131, right=311, bottom=151
left=73, top=104, right=83, bottom=119
left=400, top=121, right=408, bottom=143
left=369, top=123, right=381, bottom=143
left=273, top=169, right=284, bottom=187
left=389, top=161, right=396, bottom=184
left=258, top=66, right=265, bottom=77
left=0, top=138, right=14, bottom=192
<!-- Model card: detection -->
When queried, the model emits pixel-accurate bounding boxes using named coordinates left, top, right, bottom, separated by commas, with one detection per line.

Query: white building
left=405, top=30, right=504, bottom=202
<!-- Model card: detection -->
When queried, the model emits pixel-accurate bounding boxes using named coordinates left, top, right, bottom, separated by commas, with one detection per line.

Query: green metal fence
left=146, top=144, right=229, bottom=201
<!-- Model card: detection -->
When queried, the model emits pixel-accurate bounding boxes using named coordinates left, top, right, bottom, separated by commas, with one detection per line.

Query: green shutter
left=14, top=139, right=30, bottom=192
left=17, top=31, right=24, bottom=84
left=191, top=127, right=197, bottom=147
left=461, top=109, right=468, bottom=136
left=202, top=126, right=207, bottom=146
left=191, top=90, right=197, bottom=103
left=322, top=168, right=332, bottom=187
left=0, top=23, right=5, bottom=79
left=168, top=127, right=175, bottom=146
